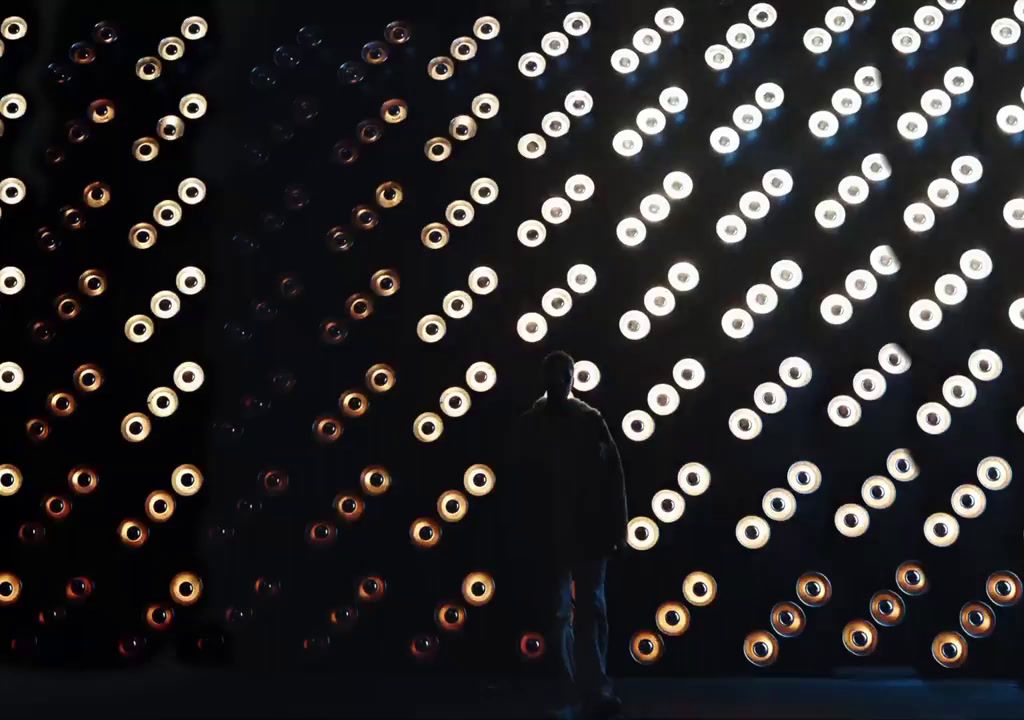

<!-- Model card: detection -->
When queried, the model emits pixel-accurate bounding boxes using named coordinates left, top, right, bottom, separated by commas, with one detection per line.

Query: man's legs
left=549, top=565, right=576, bottom=709
left=572, top=558, right=612, bottom=703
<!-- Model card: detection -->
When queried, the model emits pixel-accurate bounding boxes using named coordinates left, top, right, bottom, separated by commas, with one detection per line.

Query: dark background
left=1, top=0, right=1023, bottom=698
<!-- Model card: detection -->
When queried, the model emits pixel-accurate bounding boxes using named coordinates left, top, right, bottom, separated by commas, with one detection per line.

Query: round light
left=644, top=286, right=676, bottom=316
left=612, top=129, right=643, bottom=157
left=710, top=126, right=740, bottom=154
left=739, top=190, right=770, bottom=220
left=733, top=103, right=763, bottom=132
left=465, top=362, right=496, bottom=392
left=960, top=249, right=992, bottom=280
left=626, top=516, right=659, bottom=550
left=828, top=395, right=862, bottom=427
left=659, top=86, right=689, bottom=114
left=862, top=153, right=892, bottom=182
left=821, top=294, right=853, bottom=325
left=573, top=360, right=601, bottom=392
left=753, top=381, right=787, bottom=414
left=619, top=310, right=651, bottom=340
left=755, top=82, right=785, bottom=111
left=729, top=408, right=763, bottom=440
left=611, top=48, right=640, bottom=74
left=838, top=175, right=870, bottom=205
left=541, top=31, right=569, bottom=57
left=762, top=168, right=793, bottom=197
left=853, top=368, right=887, bottom=401
left=517, top=133, right=547, bottom=159
left=746, top=283, right=778, bottom=314
left=516, top=219, right=548, bottom=247
left=516, top=312, right=548, bottom=343
left=1004, top=198, right=1024, bottom=229
left=944, top=66, right=974, bottom=95
left=672, top=358, right=705, bottom=390
left=804, top=27, right=832, bottom=54
left=878, top=343, right=912, bottom=375
left=968, top=348, right=1002, bottom=382
left=541, top=111, right=570, bottom=138
left=892, top=27, right=922, bottom=53
left=832, top=88, right=862, bottom=116
left=716, top=214, right=747, bottom=244
left=927, top=178, right=959, bottom=208
left=564, top=90, right=594, bottom=117
left=991, top=18, right=1022, bottom=46
left=914, top=5, right=944, bottom=32
left=934, top=273, right=967, bottom=306
left=909, top=298, right=943, bottom=331
left=897, top=111, right=928, bottom=141
left=541, top=197, right=571, bottom=224
left=942, top=374, right=977, bottom=408
left=563, top=11, right=591, bottom=37
left=705, top=43, right=733, bottom=71
left=564, top=174, right=595, bottom=202
left=637, top=107, right=667, bottom=135
left=632, top=28, right=661, bottom=54
left=518, top=52, right=546, bottom=77
left=771, top=259, right=803, bottom=290
left=749, top=3, right=777, bottom=29
left=663, top=171, right=693, bottom=200
left=727, top=22, right=755, bottom=50
left=652, top=489, right=685, bottom=523
left=677, top=462, right=710, bottom=495
left=917, top=402, right=951, bottom=434
left=442, top=290, right=473, bottom=319
left=616, top=217, right=647, bottom=246
left=736, top=515, right=771, bottom=549
left=977, top=456, right=1012, bottom=491
left=870, top=245, right=900, bottom=275
left=903, top=202, right=935, bottom=232
left=541, top=288, right=573, bottom=317
left=997, top=105, right=1024, bottom=134
left=845, top=269, right=877, bottom=301
left=826, top=6, right=855, bottom=33
left=639, top=193, right=670, bottom=222
left=763, top=488, right=796, bottom=521
left=924, top=512, right=959, bottom=547
left=921, top=89, right=951, bottom=117
left=417, top=314, right=447, bottom=343
left=565, top=264, right=598, bottom=294
left=1009, top=298, right=1024, bottom=330
left=815, top=199, right=846, bottom=229
left=722, top=308, right=754, bottom=339
left=862, top=475, right=896, bottom=510
left=668, top=262, right=699, bottom=292
left=622, top=410, right=655, bottom=442
left=809, top=110, right=839, bottom=138
left=647, top=383, right=680, bottom=416
left=951, top=155, right=983, bottom=184
left=655, top=8, right=685, bottom=33
left=787, top=460, right=822, bottom=494
left=854, top=66, right=882, bottom=94
left=468, top=266, right=498, bottom=295
left=835, top=503, right=870, bottom=537
left=951, top=484, right=986, bottom=519
left=887, top=448, right=919, bottom=481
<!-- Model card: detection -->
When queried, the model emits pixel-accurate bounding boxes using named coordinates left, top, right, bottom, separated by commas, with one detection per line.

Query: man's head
left=543, top=351, right=575, bottom=401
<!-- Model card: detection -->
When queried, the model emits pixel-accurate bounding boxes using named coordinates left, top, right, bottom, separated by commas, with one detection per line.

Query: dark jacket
left=504, top=395, right=628, bottom=567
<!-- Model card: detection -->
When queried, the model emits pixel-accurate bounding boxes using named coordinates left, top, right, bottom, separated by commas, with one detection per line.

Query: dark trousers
left=551, top=558, right=611, bottom=705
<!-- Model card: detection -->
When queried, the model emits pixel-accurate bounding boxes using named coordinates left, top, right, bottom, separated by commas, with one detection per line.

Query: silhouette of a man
left=509, top=351, right=628, bottom=718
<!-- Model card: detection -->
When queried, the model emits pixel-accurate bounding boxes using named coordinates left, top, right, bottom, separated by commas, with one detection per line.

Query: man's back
left=513, top=395, right=627, bottom=565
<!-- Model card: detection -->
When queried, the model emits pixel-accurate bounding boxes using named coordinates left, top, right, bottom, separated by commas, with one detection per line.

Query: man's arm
left=596, top=414, right=628, bottom=550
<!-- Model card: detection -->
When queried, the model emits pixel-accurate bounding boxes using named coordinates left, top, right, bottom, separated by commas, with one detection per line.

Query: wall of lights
left=1, top=0, right=1024, bottom=679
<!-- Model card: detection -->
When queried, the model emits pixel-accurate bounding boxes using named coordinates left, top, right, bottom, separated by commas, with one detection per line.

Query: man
left=508, top=351, right=628, bottom=719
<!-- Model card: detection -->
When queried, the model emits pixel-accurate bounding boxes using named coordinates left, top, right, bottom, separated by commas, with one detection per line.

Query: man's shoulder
left=568, top=397, right=603, bottom=419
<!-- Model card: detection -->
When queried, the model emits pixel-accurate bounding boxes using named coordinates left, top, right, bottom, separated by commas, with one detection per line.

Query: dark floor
left=4, top=670, right=1024, bottom=718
